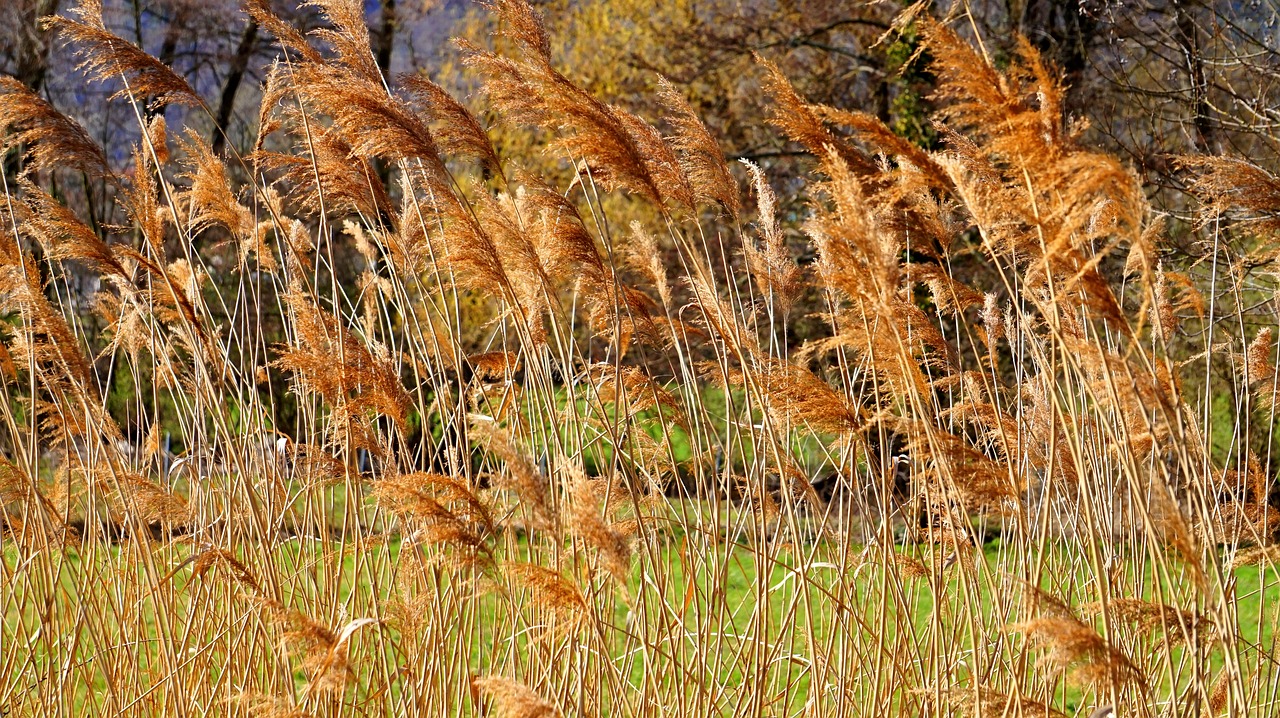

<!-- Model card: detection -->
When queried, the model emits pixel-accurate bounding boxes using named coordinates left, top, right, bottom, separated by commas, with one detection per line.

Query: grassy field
left=6, top=528, right=1279, bottom=715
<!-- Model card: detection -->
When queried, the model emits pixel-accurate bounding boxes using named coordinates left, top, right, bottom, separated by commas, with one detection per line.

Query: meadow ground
left=5, top=525, right=1278, bottom=715
left=6, top=0, right=1280, bottom=715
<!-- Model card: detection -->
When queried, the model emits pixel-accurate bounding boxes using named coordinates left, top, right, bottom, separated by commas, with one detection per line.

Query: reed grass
left=2, top=1, right=1280, bottom=716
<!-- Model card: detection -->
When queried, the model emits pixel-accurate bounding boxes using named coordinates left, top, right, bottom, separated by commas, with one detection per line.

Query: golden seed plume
left=43, top=0, right=202, bottom=109
left=505, top=562, right=588, bottom=628
left=755, top=53, right=877, bottom=179
left=178, top=129, right=275, bottom=270
left=472, top=676, right=562, bottom=718
left=655, top=76, right=739, bottom=215
left=243, top=0, right=324, bottom=64
left=19, top=182, right=130, bottom=279
left=741, top=159, right=801, bottom=314
left=399, top=72, right=501, bottom=174
left=273, top=284, right=410, bottom=426
left=1246, top=327, right=1274, bottom=384
left=291, top=63, right=443, bottom=166
left=304, top=0, right=382, bottom=83
left=568, top=476, right=632, bottom=589
left=470, top=416, right=558, bottom=533
left=622, top=221, right=671, bottom=307
left=1180, top=155, right=1280, bottom=234
left=373, top=472, right=494, bottom=564
left=0, top=76, right=112, bottom=178
left=146, top=114, right=169, bottom=165
left=460, top=0, right=687, bottom=208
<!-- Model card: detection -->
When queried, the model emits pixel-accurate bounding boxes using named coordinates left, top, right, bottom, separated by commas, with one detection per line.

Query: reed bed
left=1, top=1, right=1279, bottom=716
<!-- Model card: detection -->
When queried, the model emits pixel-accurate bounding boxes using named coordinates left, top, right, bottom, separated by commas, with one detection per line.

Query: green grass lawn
left=4, top=529, right=1277, bottom=715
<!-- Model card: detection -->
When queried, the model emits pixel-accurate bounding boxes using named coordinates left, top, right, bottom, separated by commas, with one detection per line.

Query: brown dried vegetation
left=0, top=1, right=1277, bottom=716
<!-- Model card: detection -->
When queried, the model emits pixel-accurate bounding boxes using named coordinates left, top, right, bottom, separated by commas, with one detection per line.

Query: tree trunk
left=4, top=0, right=61, bottom=182
left=13, top=0, right=62, bottom=93
left=376, top=0, right=397, bottom=79
left=373, top=0, right=397, bottom=188
left=1175, top=1, right=1216, bottom=153
left=212, top=19, right=260, bottom=156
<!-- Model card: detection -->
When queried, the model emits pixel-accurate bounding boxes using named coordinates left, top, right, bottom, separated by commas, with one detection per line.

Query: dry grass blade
left=587, top=363, right=685, bottom=428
